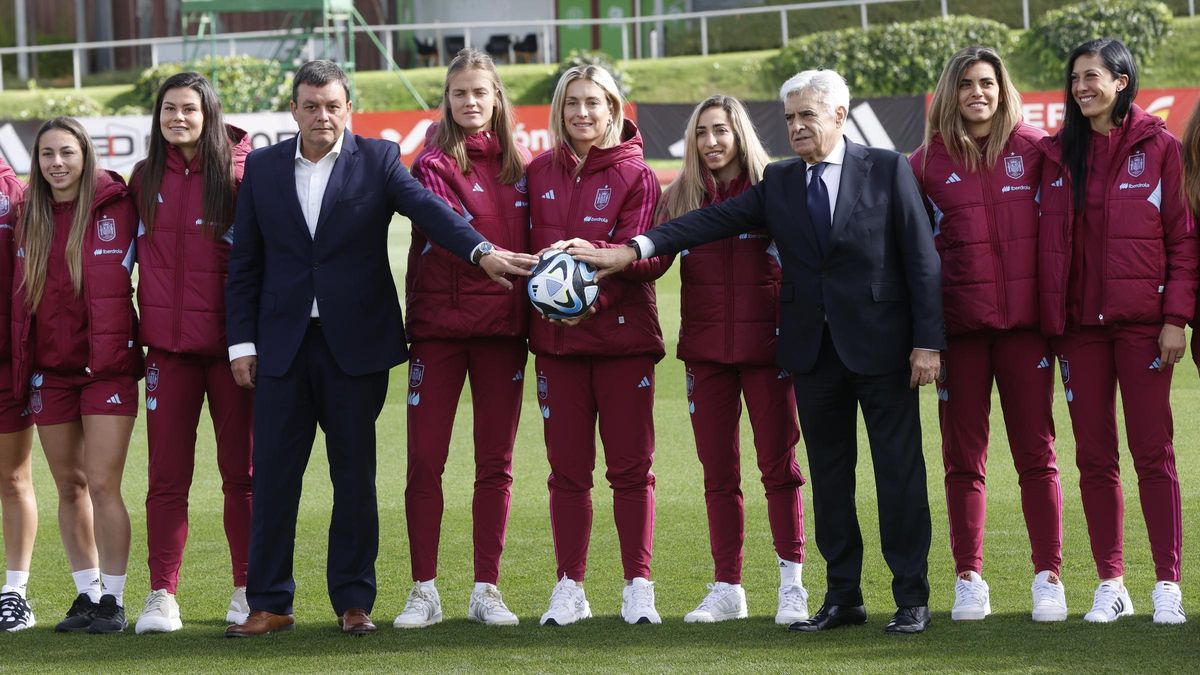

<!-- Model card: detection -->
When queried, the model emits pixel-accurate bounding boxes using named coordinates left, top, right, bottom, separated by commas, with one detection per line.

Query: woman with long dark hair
left=13, top=117, right=142, bottom=633
left=910, top=46, right=1064, bottom=622
left=659, top=95, right=808, bottom=626
left=394, top=48, right=530, bottom=629
left=1039, top=38, right=1195, bottom=624
left=1183, top=101, right=1200, bottom=378
left=129, top=72, right=254, bottom=634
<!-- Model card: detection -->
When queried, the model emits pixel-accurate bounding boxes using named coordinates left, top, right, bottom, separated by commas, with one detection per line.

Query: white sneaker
left=135, top=589, right=182, bottom=634
left=539, top=576, right=591, bottom=627
left=226, top=586, right=249, bottom=625
left=775, top=583, right=810, bottom=625
left=620, top=577, right=661, bottom=625
left=393, top=583, right=443, bottom=629
left=951, top=571, right=991, bottom=621
left=468, top=584, right=519, bottom=626
left=1084, top=580, right=1134, bottom=623
left=1151, top=581, right=1186, bottom=625
left=0, top=591, right=36, bottom=632
left=683, top=582, right=747, bottom=623
left=1031, top=571, right=1068, bottom=622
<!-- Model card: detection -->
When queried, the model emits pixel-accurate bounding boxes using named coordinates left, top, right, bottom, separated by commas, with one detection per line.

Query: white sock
left=417, top=578, right=437, bottom=591
left=73, top=568, right=102, bottom=603
left=779, top=557, right=803, bottom=588
left=4, top=570, right=30, bottom=599
left=101, top=573, right=127, bottom=606
left=474, top=582, right=494, bottom=594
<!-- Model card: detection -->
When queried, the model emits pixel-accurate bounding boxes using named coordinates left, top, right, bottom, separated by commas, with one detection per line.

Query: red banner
left=1016, top=88, right=1199, bottom=137
left=353, top=103, right=638, bottom=167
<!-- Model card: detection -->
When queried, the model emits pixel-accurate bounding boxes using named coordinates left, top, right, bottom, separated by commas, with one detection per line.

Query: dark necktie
left=807, top=162, right=831, bottom=254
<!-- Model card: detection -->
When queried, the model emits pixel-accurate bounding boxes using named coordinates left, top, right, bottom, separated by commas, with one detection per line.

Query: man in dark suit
left=223, top=60, right=536, bottom=637
left=574, top=69, right=944, bottom=634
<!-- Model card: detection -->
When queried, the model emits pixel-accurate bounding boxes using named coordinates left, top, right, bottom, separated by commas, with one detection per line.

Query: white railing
left=0, top=0, right=1193, bottom=92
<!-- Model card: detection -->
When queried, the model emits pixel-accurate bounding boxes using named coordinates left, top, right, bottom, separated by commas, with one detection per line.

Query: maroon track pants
left=144, top=348, right=254, bottom=593
left=536, top=354, right=656, bottom=582
left=685, top=361, right=806, bottom=584
left=1053, top=324, right=1183, bottom=582
left=937, top=330, right=1062, bottom=576
left=404, top=338, right=527, bottom=584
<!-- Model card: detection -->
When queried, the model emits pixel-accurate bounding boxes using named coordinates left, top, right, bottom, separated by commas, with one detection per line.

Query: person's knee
left=0, top=468, right=33, bottom=501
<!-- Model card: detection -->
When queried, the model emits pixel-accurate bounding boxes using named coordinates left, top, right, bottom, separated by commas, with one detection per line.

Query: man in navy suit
left=223, top=60, right=536, bottom=637
left=575, top=69, right=944, bottom=634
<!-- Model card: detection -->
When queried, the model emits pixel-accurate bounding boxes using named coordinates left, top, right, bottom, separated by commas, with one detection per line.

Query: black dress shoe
left=788, top=604, right=868, bottom=632
left=885, top=605, right=930, bottom=634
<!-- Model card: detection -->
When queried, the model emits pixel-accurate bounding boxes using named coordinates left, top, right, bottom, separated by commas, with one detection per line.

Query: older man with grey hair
left=573, top=69, right=944, bottom=634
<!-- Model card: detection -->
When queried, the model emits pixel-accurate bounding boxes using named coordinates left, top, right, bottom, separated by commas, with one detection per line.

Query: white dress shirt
left=228, top=134, right=344, bottom=362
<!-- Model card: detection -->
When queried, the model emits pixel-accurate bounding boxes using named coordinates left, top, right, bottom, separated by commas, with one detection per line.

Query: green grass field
left=5, top=218, right=1199, bottom=672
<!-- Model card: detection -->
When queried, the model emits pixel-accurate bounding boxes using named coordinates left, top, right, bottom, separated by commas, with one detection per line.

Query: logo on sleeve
left=96, top=217, right=116, bottom=242
left=593, top=185, right=611, bottom=210
left=1127, top=152, right=1145, bottom=178
left=0, top=193, right=9, bottom=217
left=1004, top=155, right=1025, bottom=179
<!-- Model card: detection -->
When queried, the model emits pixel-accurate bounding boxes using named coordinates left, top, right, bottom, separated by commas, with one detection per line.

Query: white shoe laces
left=404, top=587, right=436, bottom=614
left=695, top=583, right=732, bottom=612
left=547, top=579, right=579, bottom=612
left=1152, top=583, right=1183, bottom=614
left=144, top=589, right=172, bottom=615
left=1090, top=582, right=1124, bottom=614
left=476, top=586, right=509, bottom=613
left=779, top=584, right=807, bottom=608
left=955, top=578, right=988, bottom=607
left=626, top=582, right=655, bottom=612
left=1032, top=578, right=1064, bottom=606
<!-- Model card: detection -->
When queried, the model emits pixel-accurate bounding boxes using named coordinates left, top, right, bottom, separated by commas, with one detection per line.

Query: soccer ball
left=527, top=250, right=599, bottom=320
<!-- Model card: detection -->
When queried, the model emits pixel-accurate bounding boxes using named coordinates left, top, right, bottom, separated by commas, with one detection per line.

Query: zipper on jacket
left=173, top=167, right=192, bottom=349
left=979, top=161, right=1008, bottom=325
left=557, top=174, right=585, bottom=355
left=723, top=237, right=734, bottom=362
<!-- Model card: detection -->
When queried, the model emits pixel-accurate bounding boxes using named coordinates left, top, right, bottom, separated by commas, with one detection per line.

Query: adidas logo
left=513, top=371, right=524, bottom=382
left=1051, top=177, right=1064, bottom=187
left=542, top=189, right=556, bottom=200
left=945, top=173, right=962, bottom=184
left=472, top=182, right=484, bottom=193
left=1149, top=357, right=1162, bottom=370
left=106, top=393, right=123, bottom=405
left=1036, top=357, right=1050, bottom=369
left=637, top=376, right=652, bottom=389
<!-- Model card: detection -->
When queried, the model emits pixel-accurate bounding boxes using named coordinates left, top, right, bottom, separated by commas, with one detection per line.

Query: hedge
left=768, top=16, right=1017, bottom=97
left=1022, top=0, right=1173, bottom=78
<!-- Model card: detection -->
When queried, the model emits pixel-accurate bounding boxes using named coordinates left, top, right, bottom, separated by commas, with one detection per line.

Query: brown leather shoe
left=339, top=608, right=377, bottom=636
left=224, top=610, right=295, bottom=637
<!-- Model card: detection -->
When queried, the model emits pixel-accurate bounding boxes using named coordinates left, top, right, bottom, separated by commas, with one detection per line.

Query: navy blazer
left=645, top=138, right=945, bottom=376
left=226, top=131, right=486, bottom=377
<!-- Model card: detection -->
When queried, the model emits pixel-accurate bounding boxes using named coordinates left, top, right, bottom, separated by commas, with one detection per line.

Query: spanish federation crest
left=1004, top=154, right=1025, bottom=179
left=685, top=371, right=695, bottom=397
left=537, top=374, right=548, bottom=400
left=1127, top=151, right=1146, bottom=178
left=409, top=363, right=424, bottom=388
left=0, top=192, right=9, bottom=217
left=1059, top=358, right=1070, bottom=384
left=146, top=367, right=159, bottom=392
left=30, top=390, right=42, bottom=414
left=97, top=217, right=116, bottom=242
left=515, top=175, right=528, bottom=194
left=593, top=185, right=611, bottom=210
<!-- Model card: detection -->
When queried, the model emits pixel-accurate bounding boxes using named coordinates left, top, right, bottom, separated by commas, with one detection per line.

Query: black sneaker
left=0, top=591, right=36, bottom=631
left=55, top=593, right=98, bottom=632
left=87, top=594, right=127, bottom=634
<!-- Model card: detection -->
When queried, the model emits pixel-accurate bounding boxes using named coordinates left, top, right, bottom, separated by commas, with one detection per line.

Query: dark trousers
left=793, top=327, right=931, bottom=608
left=246, top=322, right=389, bottom=615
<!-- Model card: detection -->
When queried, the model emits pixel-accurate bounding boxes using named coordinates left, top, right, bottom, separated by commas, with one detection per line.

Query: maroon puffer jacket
left=12, top=170, right=142, bottom=397
left=675, top=172, right=781, bottom=365
left=0, top=157, right=24, bottom=361
left=527, top=120, right=668, bottom=359
left=131, top=125, right=250, bottom=356
left=910, top=122, right=1046, bottom=336
left=1038, top=105, right=1197, bottom=336
left=405, top=125, right=531, bottom=341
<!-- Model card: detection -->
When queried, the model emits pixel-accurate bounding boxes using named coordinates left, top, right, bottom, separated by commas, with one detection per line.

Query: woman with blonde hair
left=658, top=95, right=809, bottom=626
left=910, top=45, right=1064, bottom=622
left=395, top=48, right=531, bottom=629
left=526, top=64, right=668, bottom=626
left=12, top=117, right=142, bottom=633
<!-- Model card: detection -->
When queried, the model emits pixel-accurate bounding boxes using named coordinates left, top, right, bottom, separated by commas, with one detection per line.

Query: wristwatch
left=625, top=238, right=643, bottom=260
left=472, top=241, right=495, bottom=265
